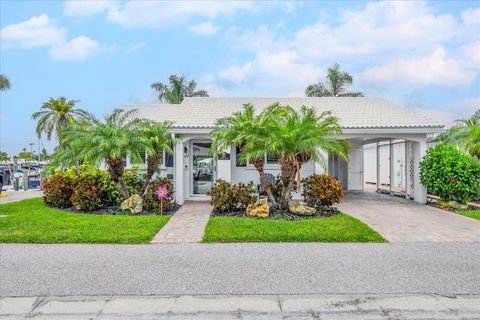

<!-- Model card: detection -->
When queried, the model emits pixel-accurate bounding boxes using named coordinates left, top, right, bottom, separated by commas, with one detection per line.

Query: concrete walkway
left=151, top=201, right=211, bottom=243
left=0, top=190, right=43, bottom=204
left=338, top=191, right=480, bottom=242
left=2, top=294, right=479, bottom=319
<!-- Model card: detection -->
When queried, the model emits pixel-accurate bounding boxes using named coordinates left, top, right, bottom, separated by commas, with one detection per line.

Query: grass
left=455, top=209, right=480, bottom=220
left=202, top=214, right=386, bottom=243
left=0, top=198, right=170, bottom=244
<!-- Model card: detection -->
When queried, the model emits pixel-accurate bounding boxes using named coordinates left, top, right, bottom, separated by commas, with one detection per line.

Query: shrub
left=420, top=143, right=480, bottom=204
left=124, top=167, right=144, bottom=195
left=302, top=174, right=345, bottom=208
left=44, top=175, right=74, bottom=208
left=143, top=177, right=176, bottom=213
left=70, top=175, right=102, bottom=211
left=208, top=179, right=257, bottom=214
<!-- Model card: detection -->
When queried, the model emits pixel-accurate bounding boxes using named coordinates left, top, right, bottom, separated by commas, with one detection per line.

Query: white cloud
left=49, top=36, right=103, bottom=61
left=0, top=14, right=66, bottom=48
left=1, top=14, right=109, bottom=61
left=188, top=22, right=221, bottom=35
left=360, top=47, right=476, bottom=86
left=107, top=1, right=256, bottom=28
left=125, top=41, right=148, bottom=55
left=64, top=0, right=115, bottom=17
left=219, top=62, right=253, bottom=83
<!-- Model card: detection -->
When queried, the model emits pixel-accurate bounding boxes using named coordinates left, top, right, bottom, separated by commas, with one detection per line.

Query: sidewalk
left=151, top=201, right=211, bottom=243
left=2, top=294, right=479, bottom=319
left=0, top=189, right=43, bottom=204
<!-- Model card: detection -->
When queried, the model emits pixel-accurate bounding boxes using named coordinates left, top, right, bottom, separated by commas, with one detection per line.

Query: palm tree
left=135, top=120, right=175, bottom=195
left=32, top=97, right=91, bottom=142
left=439, top=110, right=480, bottom=159
left=151, top=74, right=209, bottom=104
left=263, top=105, right=350, bottom=207
left=55, top=109, right=144, bottom=199
left=305, top=63, right=363, bottom=97
left=210, top=104, right=278, bottom=205
left=0, top=74, right=10, bottom=91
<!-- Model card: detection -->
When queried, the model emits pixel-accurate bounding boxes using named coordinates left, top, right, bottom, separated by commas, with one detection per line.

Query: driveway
left=0, top=189, right=43, bottom=204
left=338, top=191, right=480, bottom=242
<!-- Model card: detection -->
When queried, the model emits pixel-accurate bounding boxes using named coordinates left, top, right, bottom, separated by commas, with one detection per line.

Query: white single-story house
left=125, top=97, right=444, bottom=205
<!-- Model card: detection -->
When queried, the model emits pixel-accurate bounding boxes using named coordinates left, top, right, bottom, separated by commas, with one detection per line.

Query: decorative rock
left=121, top=194, right=143, bottom=213
left=246, top=198, right=269, bottom=218
left=289, top=201, right=316, bottom=216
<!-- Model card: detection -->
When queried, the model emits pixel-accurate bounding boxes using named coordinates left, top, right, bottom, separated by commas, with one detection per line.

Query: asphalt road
left=1, top=242, right=479, bottom=296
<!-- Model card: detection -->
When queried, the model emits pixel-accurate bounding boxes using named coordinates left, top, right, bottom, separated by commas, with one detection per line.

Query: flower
left=155, top=186, right=168, bottom=199
left=450, top=179, right=456, bottom=183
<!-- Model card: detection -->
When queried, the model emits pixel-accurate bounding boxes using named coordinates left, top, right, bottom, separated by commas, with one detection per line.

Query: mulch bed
left=211, top=206, right=340, bottom=220
left=58, top=204, right=181, bottom=216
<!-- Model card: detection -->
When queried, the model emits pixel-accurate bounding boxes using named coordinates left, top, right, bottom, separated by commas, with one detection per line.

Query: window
left=266, top=153, right=279, bottom=164
left=164, top=151, right=173, bottom=167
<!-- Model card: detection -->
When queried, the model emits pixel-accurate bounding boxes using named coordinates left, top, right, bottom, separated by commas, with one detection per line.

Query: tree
left=135, top=120, right=175, bottom=195
left=0, top=151, right=9, bottom=162
left=438, top=110, right=480, bottom=159
left=210, top=104, right=278, bottom=205
left=18, top=151, right=35, bottom=161
left=0, top=74, right=10, bottom=91
left=260, top=105, right=349, bottom=207
left=53, top=109, right=144, bottom=199
left=151, top=74, right=209, bottom=104
left=32, top=97, right=91, bottom=142
left=40, top=148, right=49, bottom=161
left=305, top=63, right=363, bottom=97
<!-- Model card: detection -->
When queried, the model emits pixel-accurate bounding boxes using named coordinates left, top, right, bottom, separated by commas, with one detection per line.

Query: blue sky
left=1, top=0, right=479, bottom=155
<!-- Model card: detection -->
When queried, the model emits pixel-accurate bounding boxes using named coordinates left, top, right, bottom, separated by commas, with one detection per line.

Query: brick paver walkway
left=151, top=201, right=211, bottom=243
left=338, top=191, right=480, bottom=242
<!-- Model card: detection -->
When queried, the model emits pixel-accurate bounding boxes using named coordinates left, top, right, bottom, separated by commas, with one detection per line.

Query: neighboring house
left=126, top=97, right=443, bottom=205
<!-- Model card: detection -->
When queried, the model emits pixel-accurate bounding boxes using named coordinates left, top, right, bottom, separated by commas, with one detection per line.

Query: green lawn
left=456, top=209, right=480, bottom=220
left=0, top=198, right=170, bottom=244
left=202, top=214, right=386, bottom=243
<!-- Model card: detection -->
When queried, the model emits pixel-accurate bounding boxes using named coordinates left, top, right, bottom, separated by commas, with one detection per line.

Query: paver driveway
left=337, top=191, right=480, bottom=242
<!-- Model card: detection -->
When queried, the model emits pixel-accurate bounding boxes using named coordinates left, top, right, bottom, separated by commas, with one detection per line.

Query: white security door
left=348, top=149, right=363, bottom=190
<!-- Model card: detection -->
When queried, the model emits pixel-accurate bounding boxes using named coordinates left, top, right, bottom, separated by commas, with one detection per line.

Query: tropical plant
left=208, top=179, right=257, bottom=214
left=0, top=74, right=10, bottom=91
left=438, top=110, right=480, bottom=159
left=0, top=151, right=9, bottom=162
left=43, top=175, right=74, bottom=208
left=305, top=63, right=363, bottom=97
left=210, top=104, right=278, bottom=205
left=53, top=109, right=145, bottom=199
left=260, top=105, right=349, bottom=207
left=419, top=143, right=480, bottom=204
left=135, top=120, right=175, bottom=194
left=31, top=97, right=91, bottom=141
left=303, top=174, right=345, bottom=208
left=151, top=74, right=209, bottom=104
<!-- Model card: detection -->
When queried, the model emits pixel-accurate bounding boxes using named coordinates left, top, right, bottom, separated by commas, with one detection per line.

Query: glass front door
left=192, top=142, right=214, bottom=194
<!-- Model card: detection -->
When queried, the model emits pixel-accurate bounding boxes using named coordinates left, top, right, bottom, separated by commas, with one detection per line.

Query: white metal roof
left=125, top=97, right=443, bottom=130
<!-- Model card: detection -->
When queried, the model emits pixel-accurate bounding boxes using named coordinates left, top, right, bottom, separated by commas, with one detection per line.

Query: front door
left=348, top=149, right=363, bottom=190
left=192, top=141, right=214, bottom=194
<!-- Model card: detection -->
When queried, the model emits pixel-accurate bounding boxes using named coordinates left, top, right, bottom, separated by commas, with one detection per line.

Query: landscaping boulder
left=246, top=198, right=269, bottom=218
left=289, top=201, right=316, bottom=216
left=121, top=194, right=143, bottom=213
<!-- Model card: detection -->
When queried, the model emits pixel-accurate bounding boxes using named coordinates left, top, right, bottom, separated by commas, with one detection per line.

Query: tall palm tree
left=31, top=97, right=91, bottom=141
left=262, top=105, right=350, bottom=207
left=305, top=63, right=363, bottom=97
left=151, top=74, right=209, bottom=104
left=55, top=109, right=144, bottom=199
left=135, top=120, right=175, bottom=195
left=439, top=110, right=480, bottom=159
left=0, top=74, right=10, bottom=91
left=210, top=104, right=278, bottom=205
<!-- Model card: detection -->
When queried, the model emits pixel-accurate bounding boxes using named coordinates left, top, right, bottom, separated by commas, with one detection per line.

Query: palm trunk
left=279, top=156, right=297, bottom=208
left=106, top=157, right=129, bottom=200
left=252, top=158, right=278, bottom=206
left=141, top=153, right=161, bottom=196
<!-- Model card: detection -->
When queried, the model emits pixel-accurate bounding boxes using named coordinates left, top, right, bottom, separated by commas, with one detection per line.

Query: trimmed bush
left=420, top=143, right=480, bottom=204
left=124, top=167, right=144, bottom=195
left=71, top=175, right=102, bottom=211
left=208, top=179, right=257, bottom=214
left=302, top=174, right=345, bottom=208
left=143, top=177, right=176, bottom=213
left=44, top=175, right=74, bottom=208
